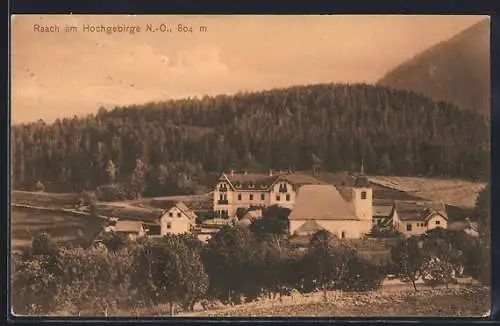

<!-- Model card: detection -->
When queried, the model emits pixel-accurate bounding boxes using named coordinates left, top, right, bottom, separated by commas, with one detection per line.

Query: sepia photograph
left=10, top=14, right=491, bottom=317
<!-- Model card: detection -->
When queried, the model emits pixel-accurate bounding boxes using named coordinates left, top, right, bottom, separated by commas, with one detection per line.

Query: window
left=436, top=220, right=441, bottom=225
left=361, top=191, right=367, bottom=200
left=286, top=194, right=291, bottom=201
left=406, top=223, right=412, bottom=231
left=250, top=194, right=254, bottom=201
left=276, top=195, right=281, bottom=201
left=219, top=194, right=224, bottom=201
left=341, top=231, right=346, bottom=239
left=177, top=212, right=181, bottom=217
left=169, top=212, right=173, bottom=217
left=261, top=194, right=265, bottom=200
left=167, top=222, right=172, bottom=229
left=238, top=194, right=242, bottom=200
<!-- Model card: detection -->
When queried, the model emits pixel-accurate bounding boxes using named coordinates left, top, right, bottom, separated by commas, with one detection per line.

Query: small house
left=159, top=202, right=197, bottom=235
left=114, top=220, right=147, bottom=240
left=390, top=200, right=448, bottom=236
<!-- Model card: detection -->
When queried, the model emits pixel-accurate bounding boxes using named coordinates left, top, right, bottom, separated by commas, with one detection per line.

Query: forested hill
left=378, top=19, right=490, bottom=117
left=12, top=83, right=490, bottom=194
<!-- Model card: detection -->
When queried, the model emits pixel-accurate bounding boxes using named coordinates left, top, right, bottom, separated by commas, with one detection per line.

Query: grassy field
left=181, top=286, right=489, bottom=317
left=368, top=176, right=486, bottom=209
left=11, top=207, right=105, bottom=251
left=12, top=191, right=80, bottom=209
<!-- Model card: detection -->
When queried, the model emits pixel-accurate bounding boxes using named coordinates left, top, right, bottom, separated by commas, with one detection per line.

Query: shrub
left=333, top=247, right=385, bottom=292
left=34, top=181, right=45, bottom=192
left=54, top=247, right=133, bottom=315
left=96, top=184, right=128, bottom=202
left=11, top=255, right=59, bottom=315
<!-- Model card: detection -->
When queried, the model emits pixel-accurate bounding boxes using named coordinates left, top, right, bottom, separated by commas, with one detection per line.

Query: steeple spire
left=360, top=158, right=365, bottom=175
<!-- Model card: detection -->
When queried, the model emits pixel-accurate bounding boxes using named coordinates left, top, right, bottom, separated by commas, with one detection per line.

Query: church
left=288, top=167, right=373, bottom=239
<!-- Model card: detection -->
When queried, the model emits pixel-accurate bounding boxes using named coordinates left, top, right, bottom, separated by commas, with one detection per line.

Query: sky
left=11, top=15, right=486, bottom=124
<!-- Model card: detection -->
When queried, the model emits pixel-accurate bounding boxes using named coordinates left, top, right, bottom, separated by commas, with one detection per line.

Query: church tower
left=352, top=161, right=373, bottom=226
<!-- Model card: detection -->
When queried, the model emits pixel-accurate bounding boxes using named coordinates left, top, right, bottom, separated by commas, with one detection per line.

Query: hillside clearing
left=11, top=207, right=105, bottom=251
left=368, top=176, right=485, bottom=209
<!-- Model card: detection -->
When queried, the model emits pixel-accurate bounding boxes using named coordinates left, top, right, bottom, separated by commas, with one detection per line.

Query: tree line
left=11, top=83, right=490, bottom=195
left=12, top=184, right=491, bottom=316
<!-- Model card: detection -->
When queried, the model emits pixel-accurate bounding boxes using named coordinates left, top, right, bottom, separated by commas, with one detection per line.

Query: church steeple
left=354, top=159, right=370, bottom=188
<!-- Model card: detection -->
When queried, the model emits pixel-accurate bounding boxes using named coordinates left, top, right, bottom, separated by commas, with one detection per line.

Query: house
left=389, top=200, right=448, bottom=236
left=113, top=220, right=147, bottom=240
left=372, top=199, right=394, bottom=227
left=448, top=217, right=479, bottom=238
left=212, top=170, right=325, bottom=219
left=158, top=202, right=197, bottom=236
left=288, top=168, right=373, bottom=239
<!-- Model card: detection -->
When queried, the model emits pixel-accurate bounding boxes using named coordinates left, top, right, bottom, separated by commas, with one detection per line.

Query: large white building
left=289, top=168, right=373, bottom=239
left=212, top=170, right=325, bottom=218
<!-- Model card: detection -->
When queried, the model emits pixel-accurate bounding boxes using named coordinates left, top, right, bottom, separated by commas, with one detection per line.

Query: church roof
left=289, top=185, right=358, bottom=221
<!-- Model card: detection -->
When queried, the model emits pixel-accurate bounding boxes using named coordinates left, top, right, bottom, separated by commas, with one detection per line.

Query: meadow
left=11, top=207, right=105, bottom=251
left=180, top=286, right=489, bottom=317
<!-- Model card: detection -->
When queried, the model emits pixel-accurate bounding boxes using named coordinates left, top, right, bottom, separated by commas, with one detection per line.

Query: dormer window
left=248, top=183, right=255, bottom=188
left=219, top=183, right=228, bottom=192
left=235, top=182, right=242, bottom=189
left=279, top=182, right=288, bottom=193
left=261, top=184, right=267, bottom=189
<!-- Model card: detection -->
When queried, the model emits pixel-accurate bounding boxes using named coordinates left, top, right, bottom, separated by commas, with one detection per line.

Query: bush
left=12, top=255, right=59, bottom=315
left=34, top=181, right=45, bottom=192
left=54, top=247, right=133, bottom=315
left=421, top=257, right=457, bottom=288
left=334, top=247, right=386, bottom=292
left=96, top=184, right=128, bottom=202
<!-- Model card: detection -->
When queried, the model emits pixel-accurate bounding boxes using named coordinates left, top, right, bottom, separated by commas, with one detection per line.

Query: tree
left=380, top=152, right=393, bottom=174
left=473, top=183, right=491, bottom=284
left=305, top=230, right=344, bottom=301
left=250, top=205, right=291, bottom=237
left=129, top=159, right=148, bottom=198
left=420, top=234, right=462, bottom=288
left=105, top=160, right=117, bottom=184
left=34, top=180, right=45, bottom=192
left=394, top=236, right=425, bottom=291
left=204, top=226, right=258, bottom=304
left=131, top=236, right=208, bottom=315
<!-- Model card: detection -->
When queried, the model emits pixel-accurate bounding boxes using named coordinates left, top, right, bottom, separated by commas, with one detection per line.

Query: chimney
left=244, top=171, right=248, bottom=175
left=269, top=169, right=273, bottom=176
left=230, top=170, right=234, bottom=176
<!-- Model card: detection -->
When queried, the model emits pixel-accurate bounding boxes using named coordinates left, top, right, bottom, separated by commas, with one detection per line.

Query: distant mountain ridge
left=378, top=19, right=490, bottom=117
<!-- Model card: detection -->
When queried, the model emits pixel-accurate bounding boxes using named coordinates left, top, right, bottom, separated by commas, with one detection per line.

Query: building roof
left=113, top=207, right=163, bottom=223
left=354, top=173, right=371, bottom=188
left=294, top=220, right=325, bottom=236
left=353, top=162, right=371, bottom=188
left=161, top=201, right=197, bottom=220
left=218, top=171, right=325, bottom=191
left=373, top=205, right=393, bottom=217
left=394, top=200, right=448, bottom=222
left=289, top=185, right=358, bottom=221
left=114, top=220, right=144, bottom=233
